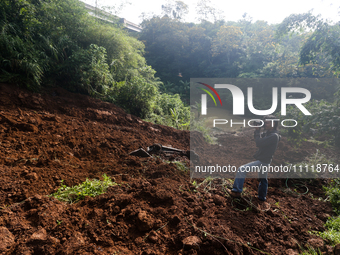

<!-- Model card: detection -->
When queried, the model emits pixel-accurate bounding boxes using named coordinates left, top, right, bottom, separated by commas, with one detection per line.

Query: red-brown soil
left=0, top=83, right=339, bottom=255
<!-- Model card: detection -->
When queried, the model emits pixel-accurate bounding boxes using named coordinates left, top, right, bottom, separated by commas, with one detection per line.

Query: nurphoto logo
left=199, top=83, right=311, bottom=128
left=190, top=78, right=338, bottom=179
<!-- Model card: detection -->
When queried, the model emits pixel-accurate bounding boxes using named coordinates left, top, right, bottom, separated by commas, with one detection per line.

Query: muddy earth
left=0, top=83, right=339, bottom=255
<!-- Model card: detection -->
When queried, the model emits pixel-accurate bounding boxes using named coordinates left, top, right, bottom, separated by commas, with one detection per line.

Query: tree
left=208, top=25, right=244, bottom=77
left=276, top=12, right=340, bottom=147
left=276, top=12, right=340, bottom=76
left=140, top=16, right=190, bottom=83
left=161, top=0, right=188, bottom=20
left=196, top=0, right=224, bottom=22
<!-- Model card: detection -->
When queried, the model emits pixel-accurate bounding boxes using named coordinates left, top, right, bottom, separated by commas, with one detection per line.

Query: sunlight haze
left=82, top=0, right=340, bottom=25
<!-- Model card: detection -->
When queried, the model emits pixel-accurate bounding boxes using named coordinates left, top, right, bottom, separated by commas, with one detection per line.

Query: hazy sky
left=82, top=0, right=340, bottom=25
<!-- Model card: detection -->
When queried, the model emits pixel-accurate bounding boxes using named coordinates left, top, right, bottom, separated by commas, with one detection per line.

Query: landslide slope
left=0, top=83, right=338, bottom=255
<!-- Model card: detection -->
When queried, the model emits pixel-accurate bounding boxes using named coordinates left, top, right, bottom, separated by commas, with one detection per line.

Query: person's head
left=262, top=115, right=279, bottom=131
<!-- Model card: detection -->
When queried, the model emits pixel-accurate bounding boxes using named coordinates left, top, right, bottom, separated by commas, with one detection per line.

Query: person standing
left=231, top=115, right=281, bottom=202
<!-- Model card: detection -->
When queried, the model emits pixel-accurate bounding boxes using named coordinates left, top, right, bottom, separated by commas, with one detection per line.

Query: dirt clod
left=307, top=238, right=324, bottom=250
left=182, top=236, right=202, bottom=250
left=29, top=228, right=47, bottom=242
left=0, top=227, right=15, bottom=251
left=334, top=243, right=340, bottom=255
left=285, top=249, right=299, bottom=255
left=137, top=210, right=154, bottom=232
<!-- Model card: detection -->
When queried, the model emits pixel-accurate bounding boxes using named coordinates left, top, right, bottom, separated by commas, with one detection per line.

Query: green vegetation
left=316, top=216, right=340, bottom=245
left=139, top=10, right=340, bottom=142
left=1, top=0, right=340, bottom=140
left=51, top=174, right=116, bottom=203
left=163, top=159, right=189, bottom=172
left=190, top=116, right=213, bottom=143
left=139, top=13, right=337, bottom=103
left=311, top=178, right=340, bottom=245
left=190, top=176, right=216, bottom=193
left=145, top=93, right=190, bottom=129
left=298, top=245, right=322, bottom=255
left=283, top=98, right=340, bottom=148
left=171, top=161, right=189, bottom=172
left=275, top=13, right=340, bottom=147
left=325, top=179, right=340, bottom=216
left=284, top=152, right=340, bottom=247
left=0, top=0, right=189, bottom=124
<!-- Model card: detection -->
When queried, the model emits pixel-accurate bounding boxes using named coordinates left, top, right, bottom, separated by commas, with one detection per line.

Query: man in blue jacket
left=231, top=115, right=280, bottom=202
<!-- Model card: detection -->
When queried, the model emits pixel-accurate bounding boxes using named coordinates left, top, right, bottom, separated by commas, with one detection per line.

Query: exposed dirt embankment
left=0, top=83, right=339, bottom=255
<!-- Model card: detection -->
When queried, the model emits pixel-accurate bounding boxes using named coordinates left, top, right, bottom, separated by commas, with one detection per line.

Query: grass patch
left=51, top=174, right=117, bottom=203
left=162, top=159, right=189, bottom=172
left=285, top=150, right=338, bottom=179
left=312, top=178, right=340, bottom=245
left=305, top=150, right=337, bottom=166
left=287, top=152, right=340, bottom=247
left=190, top=118, right=214, bottom=144
left=313, top=216, right=340, bottom=245
left=306, top=138, right=334, bottom=148
left=288, top=150, right=337, bottom=170
left=298, top=244, right=322, bottom=255
left=171, top=161, right=189, bottom=172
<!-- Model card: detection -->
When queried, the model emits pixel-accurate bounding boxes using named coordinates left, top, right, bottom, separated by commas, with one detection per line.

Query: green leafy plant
left=190, top=176, right=217, bottom=194
left=51, top=174, right=116, bottom=203
left=0, top=0, right=164, bottom=117
left=324, top=179, right=340, bottom=215
left=311, top=178, right=340, bottom=245
left=58, top=44, right=114, bottom=95
left=170, top=108, right=189, bottom=130
left=112, top=76, right=159, bottom=118
left=313, top=216, right=340, bottom=245
left=190, top=114, right=213, bottom=144
left=145, top=93, right=190, bottom=129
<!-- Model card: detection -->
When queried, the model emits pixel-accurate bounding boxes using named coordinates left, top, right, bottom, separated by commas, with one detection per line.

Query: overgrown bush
left=145, top=93, right=190, bottom=129
left=111, top=76, right=159, bottom=118
left=0, top=0, right=166, bottom=119
left=55, top=44, right=113, bottom=95
left=314, top=179, right=340, bottom=244
left=0, top=21, right=44, bottom=90
left=324, top=179, right=340, bottom=215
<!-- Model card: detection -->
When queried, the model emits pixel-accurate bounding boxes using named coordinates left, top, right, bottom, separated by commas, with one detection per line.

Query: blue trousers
left=232, top=160, right=269, bottom=201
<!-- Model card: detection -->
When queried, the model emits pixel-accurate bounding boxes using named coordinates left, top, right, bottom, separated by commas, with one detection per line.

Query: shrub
left=56, top=44, right=113, bottom=95
left=145, top=93, right=190, bottom=129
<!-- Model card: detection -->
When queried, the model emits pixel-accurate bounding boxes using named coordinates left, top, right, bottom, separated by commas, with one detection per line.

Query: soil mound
left=0, top=83, right=338, bottom=254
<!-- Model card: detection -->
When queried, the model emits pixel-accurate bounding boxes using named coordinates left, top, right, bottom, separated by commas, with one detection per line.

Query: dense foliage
left=0, top=0, right=175, bottom=121
left=139, top=14, right=337, bottom=107
left=276, top=14, right=340, bottom=147
left=139, top=11, right=340, bottom=145
left=145, top=93, right=190, bottom=129
left=1, top=0, right=339, bottom=137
